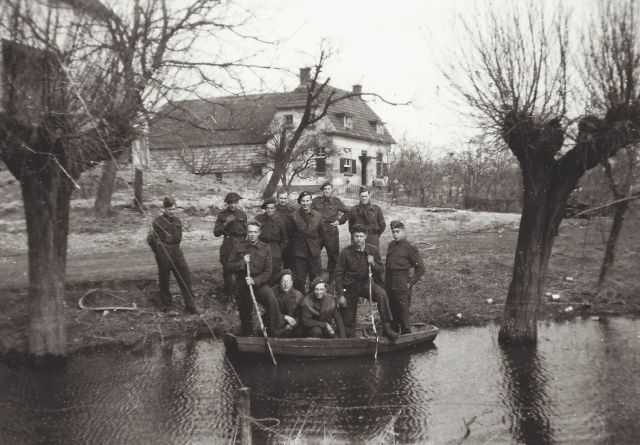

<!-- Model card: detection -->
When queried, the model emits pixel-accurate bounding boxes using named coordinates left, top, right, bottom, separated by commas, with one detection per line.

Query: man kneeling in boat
left=335, top=224, right=400, bottom=340
left=271, top=269, right=303, bottom=337
left=298, top=276, right=345, bottom=338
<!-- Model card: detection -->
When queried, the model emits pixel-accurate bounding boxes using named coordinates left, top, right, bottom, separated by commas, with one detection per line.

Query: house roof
left=149, top=85, right=395, bottom=150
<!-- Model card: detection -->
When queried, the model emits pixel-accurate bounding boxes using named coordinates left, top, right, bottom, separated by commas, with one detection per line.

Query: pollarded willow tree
left=446, top=1, right=640, bottom=342
left=0, top=0, right=266, bottom=359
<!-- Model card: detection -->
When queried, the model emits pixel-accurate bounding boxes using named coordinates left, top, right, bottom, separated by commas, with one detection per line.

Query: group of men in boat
left=147, top=183, right=425, bottom=340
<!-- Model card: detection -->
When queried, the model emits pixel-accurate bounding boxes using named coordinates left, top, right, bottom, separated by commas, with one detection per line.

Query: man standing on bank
left=286, top=191, right=324, bottom=293
left=226, top=221, right=283, bottom=336
left=311, top=182, right=348, bottom=282
left=256, top=197, right=288, bottom=282
left=214, top=192, right=247, bottom=298
left=385, top=220, right=425, bottom=334
left=347, top=187, right=386, bottom=250
left=335, top=224, right=399, bottom=339
left=275, top=189, right=297, bottom=269
left=147, top=196, right=200, bottom=314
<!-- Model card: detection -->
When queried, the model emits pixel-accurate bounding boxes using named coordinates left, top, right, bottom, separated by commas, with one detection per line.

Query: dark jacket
left=311, top=196, right=349, bottom=235
left=335, top=244, right=385, bottom=296
left=275, top=203, right=297, bottom=220
left=286, top=208, right=325, bottom=258
left=272, top=286, right=303, bottom=317
left=226, top=240, right=272, bottom=288
left=147, top=212, right=182, bottom=250
left=298, top=294, right=345, bottom=336
left=214, top=208, right=247, bottom=261
left=385, top=238, right=425, bottom=286
left=347, top=203, right=386, bottom=236
left=255, top=213, right=288, bottom=262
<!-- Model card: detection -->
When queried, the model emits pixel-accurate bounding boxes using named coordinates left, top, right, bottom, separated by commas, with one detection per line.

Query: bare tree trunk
left=262, top=160, right=285, bottom=199
left=133, top=168, right=143, bottom=212
left=21, top=169, right=72, bottom=358
left=94, top=159, right=118, bottom=216
left=597, top=200, right=629, bottom=290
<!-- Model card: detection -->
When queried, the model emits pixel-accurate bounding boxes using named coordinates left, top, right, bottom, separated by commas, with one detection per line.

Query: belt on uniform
left=386, top=269, right=410, bottom=273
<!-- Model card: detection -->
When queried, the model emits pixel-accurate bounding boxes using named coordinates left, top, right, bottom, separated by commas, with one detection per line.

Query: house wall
left=148, top=144, right=267, bottom=176
left=323, top=135, right=390, bottom=187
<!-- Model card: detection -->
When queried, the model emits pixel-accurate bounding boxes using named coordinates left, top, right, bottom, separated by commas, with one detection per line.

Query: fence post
left=238, top=387, right=252, bottom=445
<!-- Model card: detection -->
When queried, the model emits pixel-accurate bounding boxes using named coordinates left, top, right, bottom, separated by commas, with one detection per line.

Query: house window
left=315, top=147, right=326, bottom=174
left=343, top=115, right=353, bottom=129
left=376, top=123, right=384, bottom=134
left=376, top=152, right=384, bottom=177
left=340, top=158, right=356, bottom=174
left=283, top=114, right=294, bottom=128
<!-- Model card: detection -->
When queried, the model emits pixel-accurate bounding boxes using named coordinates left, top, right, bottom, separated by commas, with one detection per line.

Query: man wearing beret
left=286, top=191, right=325, bottom=293
left=256, top=197, right=288, bottom=282
left=226, top=220, right=283, bottom=336
left=271, top=269, right=303, bottom=337
left=385, top=220, right=425, bottom=334
left=335, top=224, right=399, bottom=339
left=311, top=182, right=349, bottom=282
left=147, top=196, right=200, bottom=314
left=347, top=187, right=386, bottom=250
left=275, top=189, right=297, bottom=268
left=214, top=192, right=247, bottom=298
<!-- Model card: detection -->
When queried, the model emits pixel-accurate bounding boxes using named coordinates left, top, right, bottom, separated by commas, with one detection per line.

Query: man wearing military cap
left=335, top=224, right=399, bottom=339
left=298, top=276, right=345, bottom=338
left=275, top=189, right=297, bottom=268
left=346, top=186, right=386, bottom=250
left=385, top=220, right=425, bottom=334
left=256, top=197, right=288, bottom=281
left=226, top=220, right=284, bottom=336
left=286, top=191, right=325, bottom=293
left=146, top=196, right=200, bottom=314
left=214, top=192, right=247, bottom=298
left=311, top=182, right=349, bottom=282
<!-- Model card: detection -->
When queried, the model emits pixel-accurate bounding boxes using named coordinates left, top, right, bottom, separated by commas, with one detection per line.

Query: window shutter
left=352, top=159, right=357, bottom=174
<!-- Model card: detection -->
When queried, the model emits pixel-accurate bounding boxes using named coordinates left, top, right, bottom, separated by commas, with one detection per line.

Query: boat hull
left=223, top=323, right=438, bottom=359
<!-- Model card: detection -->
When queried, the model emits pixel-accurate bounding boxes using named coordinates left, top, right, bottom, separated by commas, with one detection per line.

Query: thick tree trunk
left=133, top=168, right=143, bottom=212
left=597, top=201, right=629, bottom=289
left=21, top=170, right=72, bottom=358
left=499, top=164, right=571, bottom=343
left=94, top=159, right=118, bottom=216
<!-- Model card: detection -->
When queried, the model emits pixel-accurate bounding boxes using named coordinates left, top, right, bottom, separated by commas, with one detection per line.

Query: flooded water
left=1, top=317, right=639, bottom=444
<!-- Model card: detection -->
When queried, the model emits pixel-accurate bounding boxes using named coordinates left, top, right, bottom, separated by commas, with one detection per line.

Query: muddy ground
left=1, top=167, right=639, bottom=356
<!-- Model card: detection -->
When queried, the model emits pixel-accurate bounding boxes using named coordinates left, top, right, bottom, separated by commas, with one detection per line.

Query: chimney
left=352, top=84, right=362, bottom=94
left=299, top=67, right=311, bottom=85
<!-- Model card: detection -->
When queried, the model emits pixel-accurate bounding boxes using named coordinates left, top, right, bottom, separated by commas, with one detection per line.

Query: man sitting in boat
left=335, top=224, right=400, bottom=339
left=298, top=276, right=345, bottom=338
left=271, top=269, right=303, bottom=337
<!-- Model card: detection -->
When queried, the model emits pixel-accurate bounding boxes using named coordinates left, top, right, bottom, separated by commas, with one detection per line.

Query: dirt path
left=1, top=247, right=219, bottom=289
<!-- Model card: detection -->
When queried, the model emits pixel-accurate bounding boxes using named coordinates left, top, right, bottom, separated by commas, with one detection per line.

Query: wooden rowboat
left=223, top=323, right=438, bottom=359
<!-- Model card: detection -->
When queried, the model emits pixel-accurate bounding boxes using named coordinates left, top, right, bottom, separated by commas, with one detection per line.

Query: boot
left=383, top=323, right=400, bottom=340
left=185, top=304, right=201, bottom=315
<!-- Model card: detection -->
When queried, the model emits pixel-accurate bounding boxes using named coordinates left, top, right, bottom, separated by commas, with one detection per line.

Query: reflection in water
left=1, top=318, right=640, bottom=444
left=499, top=343, right=555, bottom=445
left=232, top=346, right=433, bottom=442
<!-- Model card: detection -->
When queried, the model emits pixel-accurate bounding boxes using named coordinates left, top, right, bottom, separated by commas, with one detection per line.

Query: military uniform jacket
left=214, top=208, right=247, bottom=240
left=335, top=244, right=385, bottom=296
left=226, top=240, right=272, bottom=288
left=385, top=238, right=425, bottom=286
left=298, top=294, right=340, bottom=329
left=286, top=208, right=325, bottom=258
left=147, top=213, right=182, bottom=250
left=275, top=203, right=296, bottom=220
left=311, top=196, right=349, bottom=235
left=347, top=203, right=386, bottom=236
left=255, top=213, right=288, bottom=261
left=272, top=286, right=303, bottom=317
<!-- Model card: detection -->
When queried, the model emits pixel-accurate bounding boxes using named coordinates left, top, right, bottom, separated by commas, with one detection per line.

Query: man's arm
left=335, top=250, right=346, bottom=297
left=213, top=213, right=228, bottom=237
left=371, top=247, right=385, bottom=276
left=409, top=244, right=425, bottom=285
left=226, top=243, right=246, bottom=274
left=337, top=198, right=349, bottom=225
left=376, top=206, right=386, bottom=235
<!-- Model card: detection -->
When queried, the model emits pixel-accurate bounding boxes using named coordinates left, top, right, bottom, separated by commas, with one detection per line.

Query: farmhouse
left=148, top=68, right=395, bottom=189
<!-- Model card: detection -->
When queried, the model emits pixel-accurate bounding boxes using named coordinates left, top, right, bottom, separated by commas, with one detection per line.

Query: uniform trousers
left=339, top=281, right=393, bottom=338
left=386, top=270, right=412, bottom=334
left=365, top=234, right=380, bottom=251
left=154, top=244, right=197, bottom=312
left=320, top=226, right=340, bottom=279
left=234, top=280, right=283, bottom=337
left=291, top=255, right=322, bottom=293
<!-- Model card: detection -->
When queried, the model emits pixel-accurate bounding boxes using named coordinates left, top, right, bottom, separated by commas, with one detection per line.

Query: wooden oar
left=246, top=261, right=277, bottom=367
left=368, top=263, right=379, bottom=362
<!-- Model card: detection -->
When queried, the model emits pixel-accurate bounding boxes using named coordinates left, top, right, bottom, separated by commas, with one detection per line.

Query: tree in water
left=447, top=1, right=640, bottom=343
left=0, top=0, right=262, bottom=359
